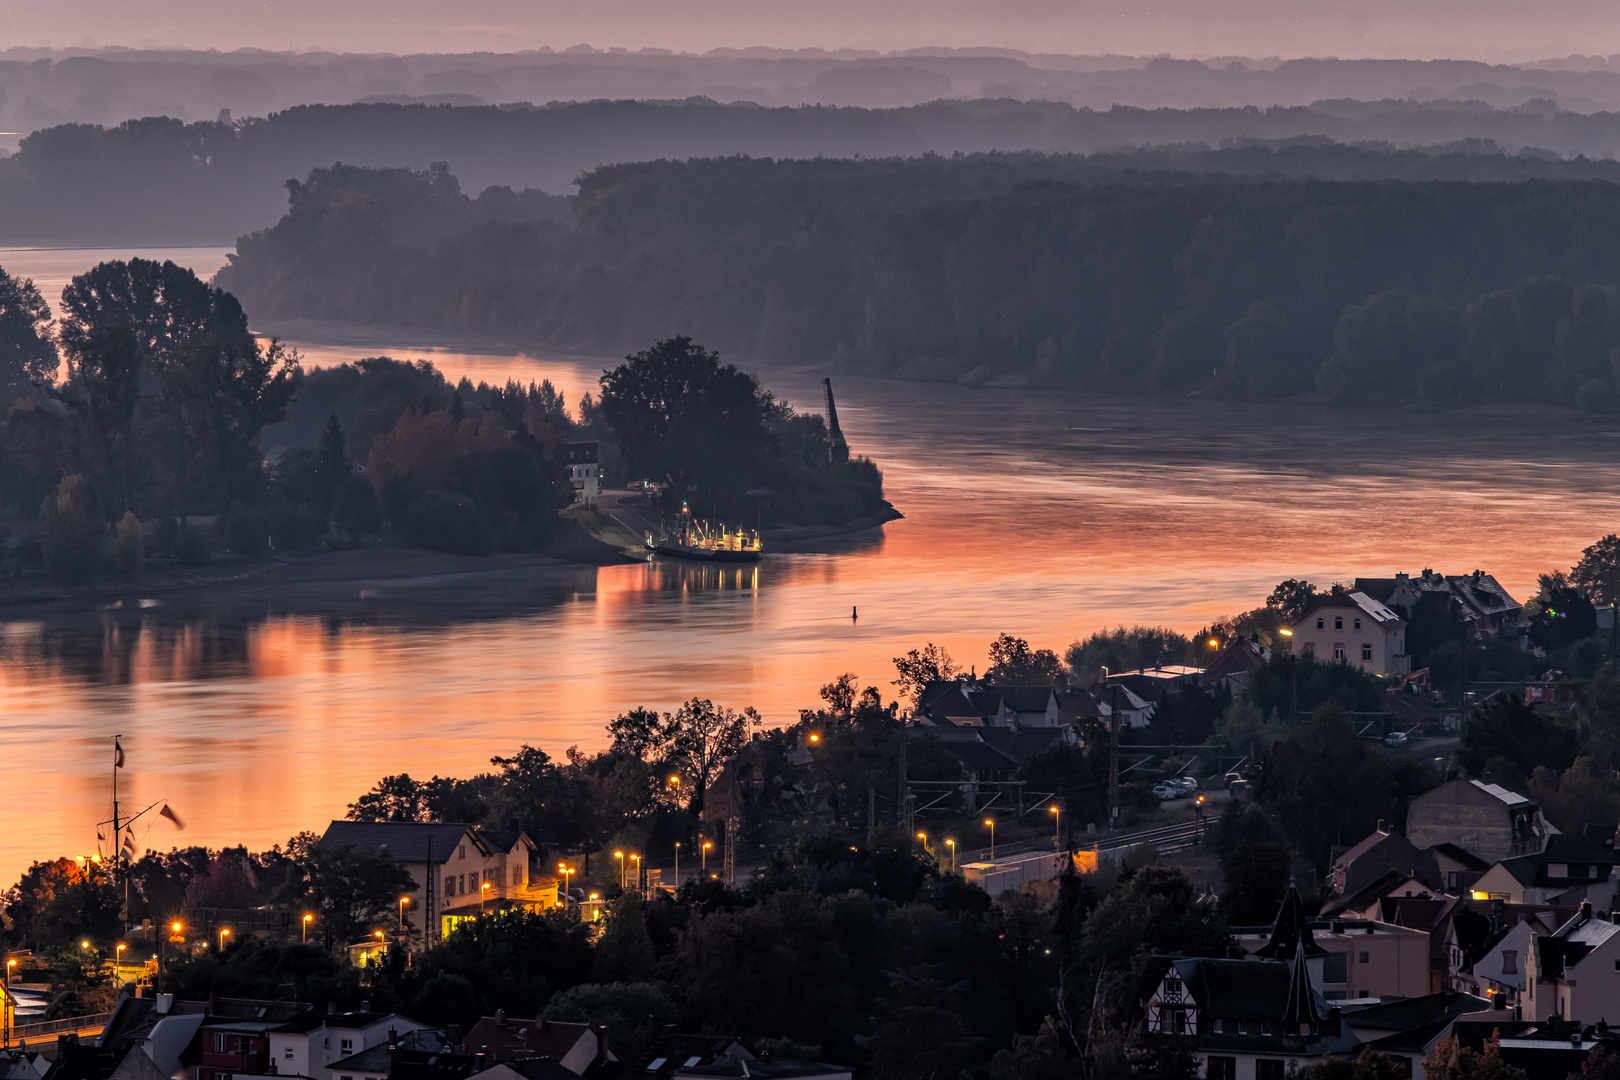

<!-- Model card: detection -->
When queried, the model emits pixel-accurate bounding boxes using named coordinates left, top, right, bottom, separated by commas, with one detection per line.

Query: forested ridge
left=220, top=154, right=1620, bottom=408
left=11, top=99, right=1620, bottom=240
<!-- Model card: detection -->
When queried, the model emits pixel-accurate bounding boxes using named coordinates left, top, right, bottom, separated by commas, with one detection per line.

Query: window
left=469, top=870, right=479, bottom=891
left=1317, top=618, right=1325, bottom=629
left=1503, top=951, right=1517, bottom=974
left=1334, top=647, right=1346, bottom=661
left=341, top=1040, right=353, bottom=1054
left=1172, top=1010, right=1187, bottom=1034
left=1335, top=616, right=1343, bottom=630
left=1549, top=864, right=1569, bottom=878
left=1323, top=952, right=1348, bottom=983
left=1362, top=644, right=1373, bottom=661
left=459, top=874, right=466, bottom=893
left=285, top=1050, right=295, bottom=1061
left=1207, top=1057, right=1236, bottom=1080
left=1359, top=952, right=1370, bottom=964
left=215, top=1034, right=228, bottom=1053
left=460, top=845, right=466, bottom=859
left=1257, top=1060, right=1287, bottom=1080
left=1354, top=618, right=1362, bottom=630
left=512, top=865, right=523, bottom=886
left=1448, top=871, right=1460, bottom=889
left=1261, top=1021, right=1274, bottom=1037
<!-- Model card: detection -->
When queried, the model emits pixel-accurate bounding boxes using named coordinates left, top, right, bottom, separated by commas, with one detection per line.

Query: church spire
left=1282, top=929, right=1324, bottom=1031
left=1256, top=877, right=1327, bottom=960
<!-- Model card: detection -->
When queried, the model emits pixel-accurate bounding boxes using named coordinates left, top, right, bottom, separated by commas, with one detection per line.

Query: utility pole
left=866, top=788, right=876, bottom=845
left=723, top=817, right=738, bottom=886
left=898, top=718, right=911, bottom=834
left=1102, top=668, right=1120, bottom=831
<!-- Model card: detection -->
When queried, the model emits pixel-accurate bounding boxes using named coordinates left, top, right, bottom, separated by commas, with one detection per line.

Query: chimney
left=156, top=993, right=174, bottom=1015
left=327, top=1002, right=338, bottom=1016
left=495, top=1009, right=507, bottom=1027
left=476, top=1051, right=487, bottom=1071
left=360, top=1001, right=370, bottom=1014
left=388, top=1029, right=398, bottom=1051
left=1377, top=819, right=1385, bottom=834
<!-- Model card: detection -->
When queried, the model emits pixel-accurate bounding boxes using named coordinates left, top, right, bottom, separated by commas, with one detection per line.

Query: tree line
left=217, top=155, right=1620, bottom=411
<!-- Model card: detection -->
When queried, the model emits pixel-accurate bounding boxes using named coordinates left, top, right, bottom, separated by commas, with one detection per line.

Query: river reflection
left=5, top=246, right=1620, bottom=881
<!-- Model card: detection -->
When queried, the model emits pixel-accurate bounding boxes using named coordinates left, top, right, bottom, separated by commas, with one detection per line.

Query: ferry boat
left=646, top=512, right=763, bottom=563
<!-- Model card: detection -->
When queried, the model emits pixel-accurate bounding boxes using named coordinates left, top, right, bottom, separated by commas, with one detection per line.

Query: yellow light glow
left=1049, top=806, right=1059, bottom=813
left=984, top=819, right=993, bottom=826
left=374, top=930, right=384, bottom=939
left=81, top=940, right=90, bottom=949
left=1471, top=890, right=1490, bottom=900
left=1279, top=628, right=1293, bottom=637
left=809, top=734, right=820, bottom=742
left=1208, top=638, right=1220, bottom=648
left=173, top=922, right=183, bottom=932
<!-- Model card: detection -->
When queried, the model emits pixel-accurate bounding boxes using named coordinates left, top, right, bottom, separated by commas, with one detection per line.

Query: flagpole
left=113, top=735, right=125, bottom=928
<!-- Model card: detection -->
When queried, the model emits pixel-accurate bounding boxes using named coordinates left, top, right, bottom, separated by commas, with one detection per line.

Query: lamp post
left=630, top=854, right=641, bottom=891
left=481, top=881, right=492, bottom=914
left=615, top=851, right=625, bottom=889
left=945, top=839, right=955, bottom=873
left=558, top=864, right=575, bottom=907
left=984, top=818, right=995, bottom=861
left=674, top=843, right=681, bottom=887
left=916, top=831, right=929, bottom=858
left=701, top=842, right=712, bottom=872
left=116, top=943, right=126, bottom=971
left=217, top=928, right=229, bottom=953
left=1278, top=628, right=1296, bottom=719
left=301, top=915, right=312, bottom=943
left=398, top=896, right=410, bottom=937
left=1049, top=805, right=1061, bottom=850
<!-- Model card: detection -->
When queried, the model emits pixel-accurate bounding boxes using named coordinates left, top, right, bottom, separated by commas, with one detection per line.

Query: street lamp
left=217, top=928, right=230, bottom=953
left=5, top=958, right=15, bottom=987
left=1278, top=628, right=1297, bottom=718
left=558, top=864, right=575, bottom=906
left=116, top=943, right=127, bottom=964
left=701, top=841, right=712, bottom=871
left=630, top=854, right=641, bottom=890
left=1049, top=805, right=1061, bottom=850
left=916, top=831, right=929, bottom=857
left=482, top=881, right=493, bottom=914
left=674, top=843, right=681, bottom=886
left=945, top=839, right=955, bottom=873
left=984, top=818, right=995, bottom=860
left=301, top=915, right=312, bottom=943
left=398, top=897, right=410, bottom=936
left=615, top=851, right=625, bottom=889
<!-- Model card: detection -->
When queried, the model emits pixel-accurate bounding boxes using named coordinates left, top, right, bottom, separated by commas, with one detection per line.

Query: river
left=3, top=245, right=1619, bottom=884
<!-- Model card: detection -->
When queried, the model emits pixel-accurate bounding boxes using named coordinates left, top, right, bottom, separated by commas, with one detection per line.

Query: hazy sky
left=3, top=0, right=1618, bottom=62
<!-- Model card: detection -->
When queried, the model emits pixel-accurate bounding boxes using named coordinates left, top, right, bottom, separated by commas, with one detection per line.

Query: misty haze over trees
left=215, top=154, right=1620, bottom=409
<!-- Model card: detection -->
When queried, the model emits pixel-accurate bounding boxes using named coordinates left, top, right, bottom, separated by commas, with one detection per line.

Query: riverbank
left=589, top=491, right=903, bottom=557
left=0, top=518, right=637, bottom=610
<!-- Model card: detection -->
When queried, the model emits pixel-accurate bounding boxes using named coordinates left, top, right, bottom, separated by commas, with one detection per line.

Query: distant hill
left=8, top=99, right=1620, bottom=242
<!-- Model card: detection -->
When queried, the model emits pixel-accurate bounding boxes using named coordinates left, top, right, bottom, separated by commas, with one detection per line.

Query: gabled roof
left=329, top=1030, right=453, bottom=1074
left=319, top=821, right=484, bottom=864
left=1363, top=1017, right=1458, bottom=1055
left=457, top=1016, right=594, bottom=1064
left=469, top=1062, right=580, bottom=1080
left=1321, top=869, right=1431, bottom=918
left=633, top=1036, right=751, bottom=1075
left=1342, top=990, right=1494, bottom=1033
left=1469, top=781, right=1535, bottom=809
left=1295, top=590, right=1404, bottom=628
left=390, top=1050, right=481, bottom=1080
left=1430, top=843, right=1492, bottom=871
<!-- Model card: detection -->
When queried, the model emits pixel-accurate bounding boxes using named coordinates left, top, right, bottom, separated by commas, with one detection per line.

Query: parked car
left=1383, top=731, right=1410, bottom=747
left=1174, top=776, right=1199, bottom=793
left=1152, top=782, right=1180, bottom=801
left=1223, top=770, right=1247, bottom=788
left=1228, top=779, right=1253, bottom=797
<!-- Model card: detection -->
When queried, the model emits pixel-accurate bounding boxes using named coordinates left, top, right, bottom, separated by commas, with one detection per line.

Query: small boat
left=646, top=512, right=763, bottom=563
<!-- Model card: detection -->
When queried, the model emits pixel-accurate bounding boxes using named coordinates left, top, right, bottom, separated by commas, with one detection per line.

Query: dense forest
left=219, top=154, right=1620, bottom=408
left=13, top=100, right=1620, bottom=240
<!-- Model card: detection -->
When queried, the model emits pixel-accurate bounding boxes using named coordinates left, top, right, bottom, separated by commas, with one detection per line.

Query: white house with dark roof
left=1289, top=588, right=1409, bottom=676
left=1356, top=571, right=1524, bottom=641
left=316, top=822, right=553, bottom=944
left=1524, top=903, right=1620, bottom=1021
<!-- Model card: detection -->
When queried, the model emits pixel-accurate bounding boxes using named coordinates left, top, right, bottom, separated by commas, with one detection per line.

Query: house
left=316, top=821, right=552, bottom=942
left=1524, top=903, right=1620, bottom=1022
left=1405, top=779, right=1551, bottom=862
left=453, top=1012, right=611, bottom=1075
left=98, top=994, right=315, bottom=1079
left=912, top=681, right=1062, bottom=727
left=1319, top=870, right=1435, bottom=920
left=324, top=1029, right=455, bottom=1080
left=1146, top=938, right=1361, bottom=1080
left=1453, top=1019, right=1620, bottom=1080
left=1289, top=588, right=1410, bottom=676
left=1468, top=836, right=1620, bottom=907
left=1328, top=828, right=1441, bottom=899
left=1356, top=571, right=1524, bottom=640
left=924, top=726, right=1071, bottom=789
left=563, top=443, right=599, bottom=509
left=1205, top=638, right=1272, bottom=694
left=1104, top=666, right=1206, bottom=701
left=270, top=1007, right=428, bottom=1080
left=1054, top=684, right=1154, bottom=732
left=1088, top=680, right=1155, bottom=729
left=464, top=1063, right=579, bottom=1080
left=1238, top=880, right=1431, bottom=1001
left=1431, top=843, right=1492, bottom=897
left=1343, top=993, right=1505, bottom=1080
left=35, top=1036, right=122, bottom=1080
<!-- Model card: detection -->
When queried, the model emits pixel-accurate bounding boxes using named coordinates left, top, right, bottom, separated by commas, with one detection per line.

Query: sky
left=2, top=0, right=1618, bottom=63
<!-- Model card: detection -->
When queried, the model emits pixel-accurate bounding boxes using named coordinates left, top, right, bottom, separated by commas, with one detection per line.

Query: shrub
left=221, top=502, right=327, bottom=555
left=115, top=512, right=143, bottom=578
left=174, top=523, right=212, bottom=565
left=399, top=490, right=495, bottom=555
left=332, top=475, right=384, bottom=533
left=38, top=475, right=103, bottom=583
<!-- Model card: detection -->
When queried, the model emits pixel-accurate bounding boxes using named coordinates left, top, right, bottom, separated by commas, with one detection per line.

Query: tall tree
left=0, top=266, right=58, bottom=403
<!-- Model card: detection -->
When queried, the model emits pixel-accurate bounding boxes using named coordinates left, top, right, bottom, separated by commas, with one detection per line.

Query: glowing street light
left=916, top=831, right=929, bottom=857
left=5, top=958, right=16, bottom=987
left=116, top=943, right=127, bottom=964
left=301, top=915, right=312, bottom=943
left=984, top=818, right=995, bottom=860
left=1049, top=805, right=1061, bottom=850
left=701, top=841, right=712, bottom=871
left=629, top=854, right=640, bottom=889
left=945, top=839, right=956, bottom=873
left=482, top=881, right=493, bottom=913
left=398, top=896, right=410, bottom=935
left=217, top=928, right=230, bottom=952
left=558, top=864, right=575, bottom=905
left=615, top=851, right=625, bottom=889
